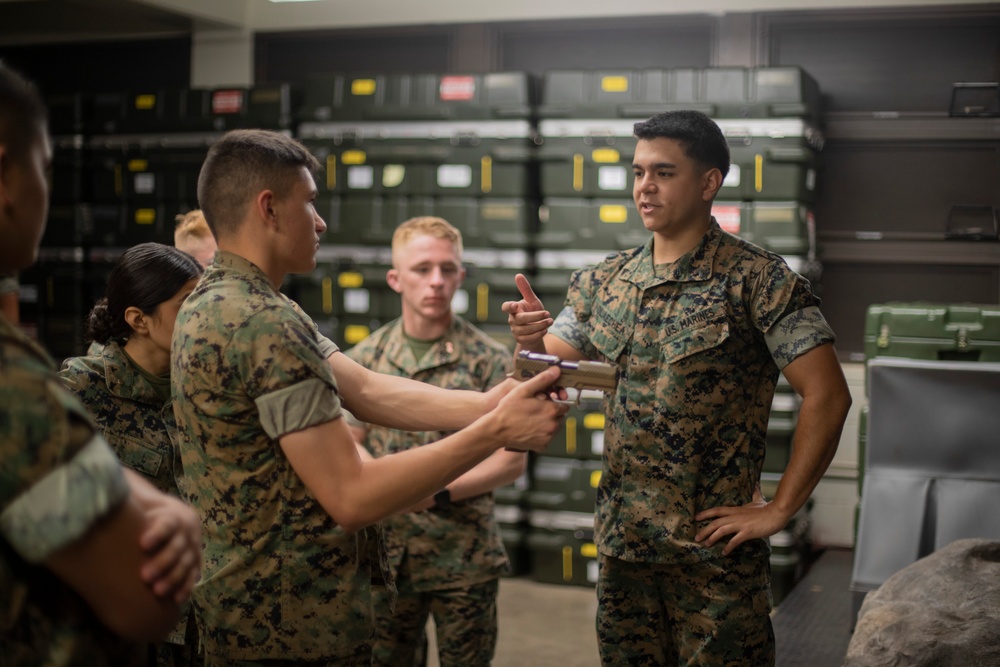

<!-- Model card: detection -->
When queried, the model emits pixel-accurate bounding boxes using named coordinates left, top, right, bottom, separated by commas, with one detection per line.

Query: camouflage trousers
left=202, top=649, right=371, bottom=667
left=371, top=562, right=499, bottom=667
left=596, top=552, right=774, bottom=667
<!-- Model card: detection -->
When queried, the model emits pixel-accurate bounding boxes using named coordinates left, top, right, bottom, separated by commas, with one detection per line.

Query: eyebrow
left=633, top=161, right=677, bottom=170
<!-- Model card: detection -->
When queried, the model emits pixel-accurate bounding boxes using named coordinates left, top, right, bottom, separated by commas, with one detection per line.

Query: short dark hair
left=197, top=129, right=321, bottom=238
left=0, top=61, right=48, bottom=160
left=633, top=110, right=730, bottom=180
left=86, top=242, right=203, bottom=344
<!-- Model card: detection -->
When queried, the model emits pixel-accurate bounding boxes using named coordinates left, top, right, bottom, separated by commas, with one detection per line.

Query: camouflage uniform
left=0, top=315, right=146, bottom=666
left=59, top=340, right=200, bottom=666
left=346, top=316, right=512, bottom=667
left=171, top=251, right=386, bottom=665
left=550, top=221, right=836, bottom=666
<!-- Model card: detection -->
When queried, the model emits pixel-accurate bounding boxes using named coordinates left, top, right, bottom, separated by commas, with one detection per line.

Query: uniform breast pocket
left=662, top=319, right=730, bottom=366
left=111, top=435, right=165, bottom=478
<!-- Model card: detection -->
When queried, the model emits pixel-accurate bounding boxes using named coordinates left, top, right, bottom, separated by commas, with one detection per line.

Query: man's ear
left=702, top=168, right=724, bottom=202
left=123, top=306, right=148, bottom=336
left=386, top=268, right=402, bottom=294
left=254, top=190, right=277, bottom=229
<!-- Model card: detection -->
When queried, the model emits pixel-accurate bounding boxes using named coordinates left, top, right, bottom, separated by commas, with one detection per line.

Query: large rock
left=845, top=539, right=1000, bottom=667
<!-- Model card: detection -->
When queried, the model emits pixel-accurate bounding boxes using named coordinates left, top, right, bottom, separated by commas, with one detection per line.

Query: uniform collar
left=211, top=250, right=274, bottom=288
left=619, top=218, right=723, bottom=289
left=380, top=316, right=464, bottom=375
left=101, top=340, right=165, bottom=405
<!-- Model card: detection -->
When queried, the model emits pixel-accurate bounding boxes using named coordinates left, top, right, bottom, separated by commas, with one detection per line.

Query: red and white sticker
left=713, top=204, right=742, bottom=234
left=212, top=90, right=244, bottom=114
left=439, top=76, right=476, bottom=101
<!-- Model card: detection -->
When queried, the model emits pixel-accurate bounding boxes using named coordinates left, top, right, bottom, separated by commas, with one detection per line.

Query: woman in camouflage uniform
left=60, top=242, right=203, bottom=667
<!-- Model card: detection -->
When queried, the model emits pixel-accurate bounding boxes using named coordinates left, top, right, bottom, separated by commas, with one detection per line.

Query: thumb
left=514, top=273, right=544, bottom=310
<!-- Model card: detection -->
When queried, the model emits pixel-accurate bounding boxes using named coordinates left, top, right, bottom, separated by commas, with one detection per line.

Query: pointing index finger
left=514, top=273, right=544, bottom=310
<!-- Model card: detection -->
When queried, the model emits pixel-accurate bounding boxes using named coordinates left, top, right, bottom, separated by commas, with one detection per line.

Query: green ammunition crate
left=763, top=377, right=801, bottom=474
left=543, top=392, right=607, bottom=461
left=711, top=201, right=816, bottom=258
left=301, top=120, right=537, bottom=198
left=435, top=197, right=535, bottom=250
left=524, top=457, right=602, bottom=515
left=863, top=303, right=1000, bottom=362
left=536, top=118, right=635, bottom=198
left=298, top=72, right=535, bottom=123
left=462, top=266, right=523, bottom=327
left=717, top=120, right=822, bottom=203
left=525, top=512, right=598, bottom=587
left=768, top=503, right=812, bottom=606
left=50, top=138, right=86, bottom=205
left=120, top=203, right=180, bottom=246
left=538, top=198, right=648, bottom=251
left=324, top=313, right=386, bottom=350
left=319, top=195, right=435, bottom=247
left=41, top=204, right=90, bottom=247
left=538, top=67, right=821, bottom=124
left=46, top=92, right=89, bottom=136
left=289, top=262, right=400, bottom=322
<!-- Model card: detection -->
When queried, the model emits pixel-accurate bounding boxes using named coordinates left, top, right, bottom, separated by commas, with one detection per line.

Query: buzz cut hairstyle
left=196, top=129, right=321, bottom=238
left=391, top=216, right=464, bottom=268
left=633, top=110, right=731, bottom=181
left=0, top=61, right=48, bottom=160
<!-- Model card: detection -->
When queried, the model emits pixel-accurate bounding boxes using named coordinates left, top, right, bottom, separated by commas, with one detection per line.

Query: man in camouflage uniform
left=504, top=110, right=852, bottom=666
left=347, top=216, right=525, bottom=667
left=171, top=129, right=566, bottom=666
left=0, top=61, right=202, bottom=666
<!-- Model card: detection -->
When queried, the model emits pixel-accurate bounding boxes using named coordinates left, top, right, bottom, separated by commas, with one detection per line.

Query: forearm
left=443, top=449, right=527, bottom=502
left=770, top=390, right=851, bottom=520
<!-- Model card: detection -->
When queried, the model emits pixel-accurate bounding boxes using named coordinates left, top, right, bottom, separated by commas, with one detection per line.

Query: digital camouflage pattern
left=171, top=251, right=382, bottom=662
left=346, top=315, right=512, bottom=665
left=550, top=220, right=834, bottom=566
left=59, top=340, right=198, bottom=659
left=60, top=341, right=179, bottom=496
left=596, top=552, right=773, bottom=666
left=551, top=221, right=833, bottom=663
left=0, top=316, right=146, bottom=666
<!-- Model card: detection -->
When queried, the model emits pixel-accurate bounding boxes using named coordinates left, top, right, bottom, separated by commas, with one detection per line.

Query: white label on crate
left=347, top=165, right=374, bottom=189
left=133, top=172, right=156, bottom=195
left=724, top=163, right=741, bottom=188
left=587, top=559, right=599, bottom=583
left=806, top=168, right=816, bottom=191
left=597, top=165, right=628, bottom=191
left=712, top=205, right=742, bottom=234
left=343, top=288, right=370, bottom=313
left=437, top=164, right=472, bottom=188
left=451, top=289, right=469, bottom=314
left=591, top=431, right=604, bottom=456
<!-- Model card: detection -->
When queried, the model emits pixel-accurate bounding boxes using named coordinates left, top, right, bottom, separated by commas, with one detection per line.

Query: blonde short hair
left=391, top=216, right=463, bottom=267
left=174, top=209, right=213, bottom=243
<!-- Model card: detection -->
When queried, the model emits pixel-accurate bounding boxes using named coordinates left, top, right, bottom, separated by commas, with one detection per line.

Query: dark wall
left=0, top=37, right=191, bottom=94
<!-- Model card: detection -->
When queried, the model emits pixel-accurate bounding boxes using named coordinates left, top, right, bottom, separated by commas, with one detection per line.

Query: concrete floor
left=426, top=577, right=600, bottom=667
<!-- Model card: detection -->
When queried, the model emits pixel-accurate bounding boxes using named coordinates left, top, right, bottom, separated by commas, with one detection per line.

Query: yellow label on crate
left=754, top=206, right=796, bottom=223
left=755, top=154, right=764, bottom=193
left=344, top=325, right=370, bottom=345
left=482, top=204, right=517, bottom=220
left=580, top=543, right=598, bottom=558
left=326, top=155, right=337, bottom=190
left=134, top=209, right=156, bottom=225
left=476, top=283, right=489, bottom=321
left=583, top=413, right=605, bottom=430
left=591, top=148, right=620, bottom=163
left=590, top=470, right=602, bottom=488
left=481, top=156, right=492, bottom=193
left=572, top=154, right=584, bottom=192
left=128, top=159, right=148, bottom=172
left=601, top=76, right=629, bottom=93
left=338, top=271, right=363, bottom=288
left=562, top=546, right=574, bottom=581
left=599, top=205, right=628, bottom=223
left=564, top=417, right=577, bottom=455
left=342, top=150, right=366, bottom=165
left=321, top=277, right=334, bottom=314
left=351, top=79, right=377, bottom=96
left=134, top=94, right=156, bottom=110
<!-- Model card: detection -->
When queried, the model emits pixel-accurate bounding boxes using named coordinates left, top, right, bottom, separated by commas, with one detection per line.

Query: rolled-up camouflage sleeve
left=752, top=261, right=836, bottom=369
left=550, top=306, right=599, bottom=359
left=765, top=306, right=836, bottom=370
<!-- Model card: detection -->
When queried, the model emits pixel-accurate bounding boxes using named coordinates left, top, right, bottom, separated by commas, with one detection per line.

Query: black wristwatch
left=432, top=488, right=451, bottom=510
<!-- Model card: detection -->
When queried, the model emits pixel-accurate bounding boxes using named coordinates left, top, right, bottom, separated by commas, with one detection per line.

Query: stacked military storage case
left=293, top=73, right=538, bottom=349
left=851, top=302, right=1000, bottom=617
left=532, top=67, right=824, bottom=592
left=26, top=85, right=296, bottom=359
